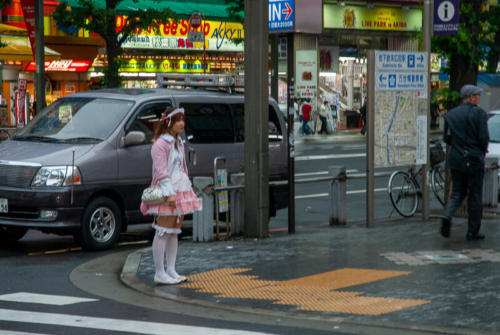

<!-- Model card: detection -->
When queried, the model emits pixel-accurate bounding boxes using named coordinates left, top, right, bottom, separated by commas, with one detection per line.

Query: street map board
left=374, top=51, right=428, bottom=168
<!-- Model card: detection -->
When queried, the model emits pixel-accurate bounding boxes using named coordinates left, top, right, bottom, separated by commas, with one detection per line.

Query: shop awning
left=0, top=24, right=27, bottom=36
left=0, top=36, right=61, bottom=61
left=61, top=0, right=241, bottom=20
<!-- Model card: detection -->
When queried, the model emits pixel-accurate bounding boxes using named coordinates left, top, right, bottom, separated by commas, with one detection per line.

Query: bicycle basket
left=430, top=141, right=445, bottom=166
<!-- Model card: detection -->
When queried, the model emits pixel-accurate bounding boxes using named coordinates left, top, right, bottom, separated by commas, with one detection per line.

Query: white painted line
left=0, top=331, right=49, bottom=335
left=0, top=292, right=98, bottom=306
left=295, top=187, right=387, bottom=199
left=295, top=153, right=365, bottom=161
left=0, top=309, right=272, bottom=335
left=295, top=169, right=358, bottom=177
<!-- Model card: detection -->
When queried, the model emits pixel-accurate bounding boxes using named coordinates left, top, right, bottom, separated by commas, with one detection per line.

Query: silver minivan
left=0, top=88, right=288, bottom=250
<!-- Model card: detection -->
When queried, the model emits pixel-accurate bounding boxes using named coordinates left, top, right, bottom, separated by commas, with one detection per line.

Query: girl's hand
left=166, top=195, right=176, bottom=207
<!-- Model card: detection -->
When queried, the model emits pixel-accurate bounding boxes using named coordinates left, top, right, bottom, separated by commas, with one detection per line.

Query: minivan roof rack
left=156, top=73, right=243, bottom=93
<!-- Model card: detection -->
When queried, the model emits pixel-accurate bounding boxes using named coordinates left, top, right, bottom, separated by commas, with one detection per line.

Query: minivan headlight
left=32, top=166, right=82, bottom=187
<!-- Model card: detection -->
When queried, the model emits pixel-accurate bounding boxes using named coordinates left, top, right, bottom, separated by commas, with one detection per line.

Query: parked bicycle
left=388, top=139, right=446, bottom=217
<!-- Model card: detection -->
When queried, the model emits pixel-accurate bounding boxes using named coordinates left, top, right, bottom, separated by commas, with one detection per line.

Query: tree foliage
left=53, top=0, right=176, bottom=88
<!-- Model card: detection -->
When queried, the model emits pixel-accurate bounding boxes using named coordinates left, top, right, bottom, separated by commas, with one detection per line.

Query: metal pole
left=422, top=0, right=432, bottom=220
left=366, top=50, right=375, bottom=228
left=244, top=0, right=269, bottom=237
left=271, top=35, right=278, bottom=101
left=287, top=32, right=295, bottom=234
left=35, top=0, right=46, bottom=113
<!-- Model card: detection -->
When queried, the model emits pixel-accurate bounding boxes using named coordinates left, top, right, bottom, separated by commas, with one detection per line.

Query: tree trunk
left=449, top=0, right=483, bottom=90
left=104, top=1, right=121, bottom=88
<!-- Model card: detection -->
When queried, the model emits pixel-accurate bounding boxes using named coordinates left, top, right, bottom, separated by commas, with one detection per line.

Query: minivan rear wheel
left=0, top=225, right=28, bottom=243
left=77, top=197, right=122, bottom=251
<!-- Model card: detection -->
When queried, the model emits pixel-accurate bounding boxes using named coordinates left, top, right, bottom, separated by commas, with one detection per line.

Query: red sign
left=26, top=60, right=92, bottom=72
left=20, top=0, right=36, bottom=58
left=190, top=13, right=202, bottom=29
left=16, top=79, right=27, bottom=128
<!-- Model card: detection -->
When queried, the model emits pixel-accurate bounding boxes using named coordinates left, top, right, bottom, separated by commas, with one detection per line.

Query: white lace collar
left=160, top=133, right=184, bottom=144
left=160, top=134, right=176, bottom=143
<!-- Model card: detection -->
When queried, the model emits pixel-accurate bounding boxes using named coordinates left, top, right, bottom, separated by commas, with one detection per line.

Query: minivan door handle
left=188, top=148, right=197, bottom=166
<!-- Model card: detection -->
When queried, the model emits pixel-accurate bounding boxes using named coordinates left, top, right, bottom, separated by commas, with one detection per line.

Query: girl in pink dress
left=140, top=107, right=202, bottom=285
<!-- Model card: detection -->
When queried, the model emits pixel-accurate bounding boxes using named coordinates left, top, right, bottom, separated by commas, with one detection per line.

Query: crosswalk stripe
left=0, top=331, right=49, bottom=335
left=0, top=292, right=97, bottom=306
left=0, top=309, right=272, bottom=335
left=295, top=153, right=365, bottom=161
left=296, top=188, right=387, bottom=199
left=295, top=169, right=358, bottom=177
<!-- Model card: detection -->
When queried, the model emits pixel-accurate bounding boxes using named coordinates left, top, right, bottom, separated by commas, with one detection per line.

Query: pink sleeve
left=151, top=139, right=171, bottom=184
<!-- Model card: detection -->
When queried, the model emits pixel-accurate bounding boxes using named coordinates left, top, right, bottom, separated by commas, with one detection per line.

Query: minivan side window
left=232, top=104, right=283, bottom=143
left=181, top=103, right=234, bottom=143
left=126, top=102, right=171, bottom=143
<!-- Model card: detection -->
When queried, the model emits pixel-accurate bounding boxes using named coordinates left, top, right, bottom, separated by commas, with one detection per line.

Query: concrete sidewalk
left=121, top=215, right=500, bottom=335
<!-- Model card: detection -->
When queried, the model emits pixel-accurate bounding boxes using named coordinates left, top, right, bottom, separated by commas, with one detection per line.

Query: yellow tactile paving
left=179, top=267, right=430, bottom=315
left=280, top=268, right=413, bottom=290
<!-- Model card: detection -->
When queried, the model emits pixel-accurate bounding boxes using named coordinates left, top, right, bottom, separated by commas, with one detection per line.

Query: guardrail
left=192, top=161, right=498, bottom=242
left=191, top=167, right=393, bottom=242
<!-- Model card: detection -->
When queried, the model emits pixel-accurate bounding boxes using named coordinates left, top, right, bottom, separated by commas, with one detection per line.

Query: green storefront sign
left=323, top=4, right=422, bottom=31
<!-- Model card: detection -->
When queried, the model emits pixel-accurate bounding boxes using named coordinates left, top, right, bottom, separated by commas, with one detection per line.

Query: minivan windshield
left=13, top=97, right=135, bottom=143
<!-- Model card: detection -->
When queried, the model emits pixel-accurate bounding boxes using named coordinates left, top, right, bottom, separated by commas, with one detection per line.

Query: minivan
left=0, top=88, right=288, bottom=250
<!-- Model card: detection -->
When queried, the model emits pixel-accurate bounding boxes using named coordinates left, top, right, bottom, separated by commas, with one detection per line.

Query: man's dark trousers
left=444, top=168, right=484, bottom=235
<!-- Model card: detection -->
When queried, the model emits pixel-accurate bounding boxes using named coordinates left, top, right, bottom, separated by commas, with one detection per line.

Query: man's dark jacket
left=443, top=101, right=489, bottom=173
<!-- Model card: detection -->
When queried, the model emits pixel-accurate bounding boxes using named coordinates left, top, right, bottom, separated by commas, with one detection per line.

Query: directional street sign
left=375, top=51, right=428, bottom=92
left=269, top=0, right=294, bottom=32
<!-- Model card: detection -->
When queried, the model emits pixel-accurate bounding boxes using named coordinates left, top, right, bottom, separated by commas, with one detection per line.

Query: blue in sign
left=388, top=74, right=397, bottom=88
left=269, top=0, right=294, bottom=32
left=408, top=55, right=415, bottom=68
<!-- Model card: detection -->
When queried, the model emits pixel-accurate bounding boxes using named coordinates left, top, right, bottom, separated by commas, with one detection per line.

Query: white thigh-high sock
left=152, top=232, right=170, bottom=279
left=166, top=233, right=180, bottom=279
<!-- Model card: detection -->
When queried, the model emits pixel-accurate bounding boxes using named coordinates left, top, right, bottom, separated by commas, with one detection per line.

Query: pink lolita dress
left=140, top=133, right=202, bottom=234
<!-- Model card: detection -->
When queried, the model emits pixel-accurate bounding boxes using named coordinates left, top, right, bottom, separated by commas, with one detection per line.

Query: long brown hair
left=154, top=107, right=186, bottom=149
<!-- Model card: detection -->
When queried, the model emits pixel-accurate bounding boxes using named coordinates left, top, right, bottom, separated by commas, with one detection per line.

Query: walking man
left=441, top=84, right=489, bottom=240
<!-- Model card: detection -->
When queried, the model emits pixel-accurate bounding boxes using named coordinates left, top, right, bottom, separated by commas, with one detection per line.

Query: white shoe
left=154, top=275, right=182, bottom=285
left=176, top=275, right=187, bottom=282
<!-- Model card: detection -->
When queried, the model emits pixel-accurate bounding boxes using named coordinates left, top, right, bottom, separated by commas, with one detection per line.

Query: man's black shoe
left=440, top=217, right=451, bottom=238
left=466, top=233, right=485, bottom=241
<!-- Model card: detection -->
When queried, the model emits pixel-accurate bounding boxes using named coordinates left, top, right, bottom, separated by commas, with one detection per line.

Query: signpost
left=268, top=0, right=295, bottom=232
left=367, top=50, right=429, bottom=226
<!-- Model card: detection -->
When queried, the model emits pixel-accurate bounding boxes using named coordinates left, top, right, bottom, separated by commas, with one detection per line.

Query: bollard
left=230, top=173, right=245, bottom=235
left=483, top=158, right=498, bottom=208
left=192, top=176, right=214, bottom=242
left=329, top=166, right=347, bottom=225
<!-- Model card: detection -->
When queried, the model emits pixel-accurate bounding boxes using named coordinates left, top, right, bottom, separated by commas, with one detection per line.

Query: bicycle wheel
left=431, top=165, right=446, bottom=206
left=388, top=170, right=419, bottom=217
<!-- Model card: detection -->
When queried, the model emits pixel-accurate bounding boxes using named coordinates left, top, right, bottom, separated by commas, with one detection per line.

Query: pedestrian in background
left=441, top=84, right=489, bottom=240
left=359, top=98, right=367, bottom=135
left=319, top=100, right=329, bottom=134
left=141, top=106, right=202, bottom=284
left=301, top=99, right=312, bottom=135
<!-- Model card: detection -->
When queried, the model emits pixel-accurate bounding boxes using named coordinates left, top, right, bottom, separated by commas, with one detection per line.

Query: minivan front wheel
left=77, top=197, right=122, bottom=251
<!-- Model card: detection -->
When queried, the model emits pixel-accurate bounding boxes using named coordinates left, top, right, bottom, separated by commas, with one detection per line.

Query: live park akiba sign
left=323, top=4, right=422, bottom=31
left=117, top=17, right=244, bottom=52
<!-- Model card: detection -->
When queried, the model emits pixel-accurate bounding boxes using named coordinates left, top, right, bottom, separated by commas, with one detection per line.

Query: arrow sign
left=282, top=2, right=293, bottom=20
left=180, top=267, right=430, bottom=315
left=269, top=0, right=295, bottom=32
left=379, top=74, right=387, bottom=83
